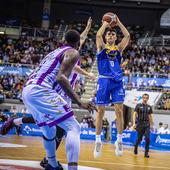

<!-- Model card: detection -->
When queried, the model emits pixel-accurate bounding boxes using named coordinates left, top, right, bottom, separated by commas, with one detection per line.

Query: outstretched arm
left=117, top=16, right=130, bottom=53
left=74, top=65, right=95, bottom=80
left=96, top=21, right=110, bottom=53
left=78, top=17, right=92, bottom=51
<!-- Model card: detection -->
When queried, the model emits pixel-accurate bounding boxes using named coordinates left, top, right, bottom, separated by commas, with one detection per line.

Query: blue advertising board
left=21, top=124, right=43, bottom=136
left=80, top=128, right=104, bottom=141
left=132, top=77, right=170, bottom=88
left=1, top=120, right=170, bottom=150
left=154, top=134, right=170, bottom=149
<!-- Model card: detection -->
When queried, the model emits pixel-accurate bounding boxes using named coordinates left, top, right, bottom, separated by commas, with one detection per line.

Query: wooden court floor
left=0, top=135, right=170, bottom=170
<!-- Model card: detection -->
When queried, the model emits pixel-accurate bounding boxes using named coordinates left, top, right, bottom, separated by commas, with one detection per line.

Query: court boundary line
left=0, top=157, right=170, bottom=169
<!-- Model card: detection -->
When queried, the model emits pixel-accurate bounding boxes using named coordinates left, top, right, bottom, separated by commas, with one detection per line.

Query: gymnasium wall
left=51, top=2, right=165, bottom=29
left=0, top=0, right=167, bottom=30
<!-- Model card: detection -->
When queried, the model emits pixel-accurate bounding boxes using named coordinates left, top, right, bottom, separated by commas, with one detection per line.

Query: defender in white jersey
left=22, top=30, right=96, bottom=170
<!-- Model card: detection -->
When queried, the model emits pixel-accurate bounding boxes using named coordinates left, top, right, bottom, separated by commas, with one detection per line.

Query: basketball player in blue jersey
left=93, top=15, right=130, bottom=158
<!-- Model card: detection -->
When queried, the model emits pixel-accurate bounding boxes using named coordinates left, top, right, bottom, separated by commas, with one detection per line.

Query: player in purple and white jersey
left=1, top=17, right=95, bottom=170
left=22, top=29, right=96, bottom=170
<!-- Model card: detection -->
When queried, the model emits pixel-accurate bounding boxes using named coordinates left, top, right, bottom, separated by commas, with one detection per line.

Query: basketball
left=102, top=12, right=117, bottom=27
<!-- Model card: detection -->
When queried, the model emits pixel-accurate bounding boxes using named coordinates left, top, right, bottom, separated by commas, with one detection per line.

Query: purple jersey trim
left=70, top=59, right=80, bottom=87
left=36, top=46, right=71, bottom=85
left=70, top=73, right=78, bottom=86
left=37, top=111, right=74, bottom=127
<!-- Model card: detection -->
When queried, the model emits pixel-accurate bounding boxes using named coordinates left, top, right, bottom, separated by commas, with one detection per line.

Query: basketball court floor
left=0, top=135, right=170, bottom=170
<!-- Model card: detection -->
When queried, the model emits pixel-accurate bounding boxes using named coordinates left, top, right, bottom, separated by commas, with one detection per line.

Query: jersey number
left=110, top=61, right=114, bottom=67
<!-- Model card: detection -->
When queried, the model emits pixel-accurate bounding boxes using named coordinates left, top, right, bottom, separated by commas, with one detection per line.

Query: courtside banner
left=154, top=134, right=170, bottom=149
left=122, top=131, right=137, bottom=144
left=22, top=124, right=42, bottom=136
left=80, top=128, right=104, bottom=141
left=124, top=90, right=162, bottom=108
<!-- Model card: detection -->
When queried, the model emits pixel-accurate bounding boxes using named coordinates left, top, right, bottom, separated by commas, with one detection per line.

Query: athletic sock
left=117, top=134, right=122, bottom=142
left=96, top=135, right=101, bottom=143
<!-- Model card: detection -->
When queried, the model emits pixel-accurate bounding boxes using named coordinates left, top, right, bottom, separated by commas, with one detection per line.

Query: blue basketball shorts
left=96, top=78, right=125, bottom=105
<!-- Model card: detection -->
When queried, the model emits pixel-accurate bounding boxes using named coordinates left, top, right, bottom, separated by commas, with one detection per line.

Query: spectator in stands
left=0, top=111, right=7, bottom=122
left=74, top=80, right=85, bottom=97
left=126, top=122, right=133, bottom=131
left=0, top=23, right=169, bottom=101
left=157, top=92, right=170, bottom=110
left=88, top=117, right=95, bottom=128
left=164, top=98, right=170, bottom=110
left=81, top=114, right=89, bottom=123
left=103, top=118, right=109, bottom=141
left=80, top=119, right=88, bottom=129
left=10, top=105, right=18, bottom=116
left=89, top=90, right=96, bottom=104
left=21, top=107, right=29, bottom=114
left=157, top=122, right=164, bottom=134
left=162, top=124, right=170, bottom=134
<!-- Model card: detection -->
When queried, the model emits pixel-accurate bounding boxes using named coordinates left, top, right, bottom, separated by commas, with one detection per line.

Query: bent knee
left=41, top=126, right=56, bottom=139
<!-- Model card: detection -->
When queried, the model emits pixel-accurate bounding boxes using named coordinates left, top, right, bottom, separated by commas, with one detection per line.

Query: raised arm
left=78, top=17, right=92, bottom=51
left=96, top=21, right=110, bottom=53
left=117, top=16, right=130, bottom=53
left=74, top=65, right=95, bottom=80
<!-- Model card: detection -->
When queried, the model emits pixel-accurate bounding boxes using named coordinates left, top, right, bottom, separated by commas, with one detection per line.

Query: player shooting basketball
left=94, top=13, right=130, bottom=158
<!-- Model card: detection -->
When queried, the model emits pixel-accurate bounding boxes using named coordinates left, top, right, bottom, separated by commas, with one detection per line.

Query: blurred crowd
left=123, top=45, right=170, bottom=77
left=0, top=74, right=24, bottom=100
left=157, top=91, right=170, bottom=110
left=126, top=121, right=170, bottom=134
left=0, top=22, right=169, bottom=110
left=0, top=32, right=96, bottom=100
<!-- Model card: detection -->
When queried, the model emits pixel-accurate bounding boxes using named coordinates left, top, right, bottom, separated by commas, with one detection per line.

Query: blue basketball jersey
left=97, top=45, right=123, bottom=81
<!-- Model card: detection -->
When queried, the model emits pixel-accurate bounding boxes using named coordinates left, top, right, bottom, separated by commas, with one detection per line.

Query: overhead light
left=0, top=31, right=5, bottom=34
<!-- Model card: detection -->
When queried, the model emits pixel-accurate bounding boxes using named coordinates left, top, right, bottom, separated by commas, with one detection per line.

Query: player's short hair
left=142, top=93, right=149, bottom=98
left=159, top=122, right=163, bottom=126
left=64, top=29, right=80, bottom=45
left=105, top=28, right=117, bottom=36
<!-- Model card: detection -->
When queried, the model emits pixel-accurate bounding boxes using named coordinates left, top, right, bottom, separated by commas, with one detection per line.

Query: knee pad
left=43, top=135, right=56, bottom=141
left=41, top=126, right=56, bottom=140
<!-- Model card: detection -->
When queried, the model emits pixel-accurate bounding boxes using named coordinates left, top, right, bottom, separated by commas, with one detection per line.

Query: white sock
left=96, top=135, right=101, bottom=143
left=14, top=118, right=23, bottom=126
left=65, top=126, right=80, bottom=163
left=117, top=134, right=122, bottom=142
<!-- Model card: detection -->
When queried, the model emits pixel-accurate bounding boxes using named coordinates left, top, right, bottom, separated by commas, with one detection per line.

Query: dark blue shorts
left=96, top=78, right=125, bottom=105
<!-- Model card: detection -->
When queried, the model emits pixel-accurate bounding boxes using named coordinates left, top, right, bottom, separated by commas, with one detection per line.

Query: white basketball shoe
left=93, top=142, right=102, bottom=158
left=115, top=140, right=123, bottom=156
